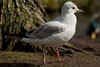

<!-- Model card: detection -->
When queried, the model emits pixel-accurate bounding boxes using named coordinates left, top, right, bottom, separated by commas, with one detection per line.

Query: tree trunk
left=0, top=0, right=48, bottom=51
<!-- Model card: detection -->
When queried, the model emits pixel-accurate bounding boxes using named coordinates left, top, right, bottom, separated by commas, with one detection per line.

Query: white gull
left=22, top=1, right=84, bottom=64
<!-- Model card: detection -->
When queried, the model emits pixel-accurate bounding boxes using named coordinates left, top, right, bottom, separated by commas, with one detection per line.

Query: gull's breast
left=57, top=26, right=75, bottom=42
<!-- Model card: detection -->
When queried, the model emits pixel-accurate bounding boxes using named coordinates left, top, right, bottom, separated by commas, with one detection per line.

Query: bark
left=0, top=0, right=48, bottom=51
left=0, top=0, right=3, bottom=50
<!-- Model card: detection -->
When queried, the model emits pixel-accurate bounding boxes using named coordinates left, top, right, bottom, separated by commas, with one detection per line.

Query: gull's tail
left=22, top=38, right=43, bottom=46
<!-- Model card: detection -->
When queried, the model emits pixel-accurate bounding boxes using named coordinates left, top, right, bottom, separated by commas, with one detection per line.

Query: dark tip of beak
left=77, top=10, right=85, bottom=13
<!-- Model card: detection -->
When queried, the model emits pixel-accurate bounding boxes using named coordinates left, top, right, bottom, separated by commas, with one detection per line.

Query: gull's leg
left=42, top=46, right=46, bottom=64
left=56, top=47, right=61, bottom=61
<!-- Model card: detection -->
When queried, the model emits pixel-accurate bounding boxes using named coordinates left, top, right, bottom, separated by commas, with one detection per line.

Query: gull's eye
left=72, top=7, right=75, bottom=9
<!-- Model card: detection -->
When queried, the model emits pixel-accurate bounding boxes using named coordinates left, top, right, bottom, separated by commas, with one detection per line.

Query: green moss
left=1, top=0, right=48, bottom=51
left=64, top=42, right=79, bottom=49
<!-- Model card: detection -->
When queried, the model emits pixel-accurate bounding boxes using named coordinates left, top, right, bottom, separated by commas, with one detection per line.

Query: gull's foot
left=42, top=57, right=46, bottom=64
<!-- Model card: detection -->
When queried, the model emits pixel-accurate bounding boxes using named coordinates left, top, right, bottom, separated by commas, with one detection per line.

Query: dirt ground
left=0, top=37, right=100, bottom=67
left=0, top=51, right=100, bottom=67
left=70, top=37, right=100, bottom=56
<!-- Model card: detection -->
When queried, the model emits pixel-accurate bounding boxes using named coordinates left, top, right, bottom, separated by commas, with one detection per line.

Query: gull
left=22, top=1, right=84, bottom=64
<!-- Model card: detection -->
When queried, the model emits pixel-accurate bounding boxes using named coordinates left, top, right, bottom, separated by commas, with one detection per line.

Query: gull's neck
left=54, top=12, right=77, bottom=26
left=61, top=13, right=77, bottom=25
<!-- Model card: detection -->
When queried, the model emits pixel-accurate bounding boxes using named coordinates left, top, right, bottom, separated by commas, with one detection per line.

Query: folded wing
left=26, top=22, right=65, bottom=39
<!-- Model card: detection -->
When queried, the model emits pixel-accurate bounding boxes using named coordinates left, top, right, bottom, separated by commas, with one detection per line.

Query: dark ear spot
left=66, top=7, right=69, bottom=9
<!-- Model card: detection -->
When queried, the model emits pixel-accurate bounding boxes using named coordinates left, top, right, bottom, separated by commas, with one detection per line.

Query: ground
left=0, top=37, right=100, bottom=67
left=70, top=37, right=100, bottom=56
left=0, top=49, right=100, bottom=67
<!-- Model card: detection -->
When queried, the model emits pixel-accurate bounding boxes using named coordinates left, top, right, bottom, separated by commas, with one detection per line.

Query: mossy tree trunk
left=0, top=0, right=48, bottom=51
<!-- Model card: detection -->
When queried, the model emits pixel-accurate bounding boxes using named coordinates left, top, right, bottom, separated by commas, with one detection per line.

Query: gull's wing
left=26, top=22, right=65, bottom=39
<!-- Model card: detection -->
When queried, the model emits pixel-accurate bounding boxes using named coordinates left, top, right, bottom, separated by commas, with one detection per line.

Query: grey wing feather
left=26, top=23, right=65, bottom=39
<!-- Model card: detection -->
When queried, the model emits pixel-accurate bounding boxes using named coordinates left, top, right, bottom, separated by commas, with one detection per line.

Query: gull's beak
left=76, top=9, right=85, bottom=13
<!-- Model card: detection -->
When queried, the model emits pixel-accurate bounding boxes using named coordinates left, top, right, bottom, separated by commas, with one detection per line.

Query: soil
left=0, top=51, right=100, bottom=67
left=70, top=37, right=100, bottom=56
left=0, top=37, right=100, bottom=67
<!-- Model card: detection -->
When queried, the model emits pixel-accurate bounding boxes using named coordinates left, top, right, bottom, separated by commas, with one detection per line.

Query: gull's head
left=62, top=1, right=84, bottom=14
